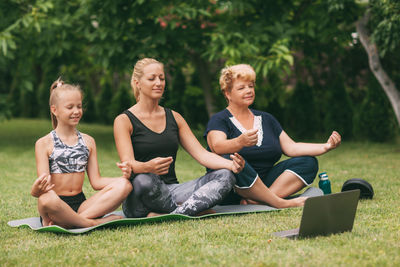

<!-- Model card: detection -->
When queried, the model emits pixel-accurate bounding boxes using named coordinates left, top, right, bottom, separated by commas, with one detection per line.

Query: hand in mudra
left=239, top=129, right=258, bottom=147
left=147, top=157, right=173, bottom=175
left=325, top=131, right=341, bottom=151
left=31, top=174, right=55, bottom=197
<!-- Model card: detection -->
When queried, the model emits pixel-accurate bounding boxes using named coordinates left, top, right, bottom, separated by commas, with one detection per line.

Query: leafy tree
left=0, top=0, right=399, bottom=142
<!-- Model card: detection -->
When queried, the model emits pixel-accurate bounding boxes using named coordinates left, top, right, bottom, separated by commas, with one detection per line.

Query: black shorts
left=59, top=192, right=86, bottom=212
left=40, top=192, right=86, bottom=225
left=221, top=156, right=318, bottom=205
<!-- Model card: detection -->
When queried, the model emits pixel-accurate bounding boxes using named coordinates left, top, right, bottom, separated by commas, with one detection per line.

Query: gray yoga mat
left=7, top=187, right=323, bottom=234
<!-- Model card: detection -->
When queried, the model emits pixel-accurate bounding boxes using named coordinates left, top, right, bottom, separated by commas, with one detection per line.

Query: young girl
left=31, top=79, right=132, bottom=228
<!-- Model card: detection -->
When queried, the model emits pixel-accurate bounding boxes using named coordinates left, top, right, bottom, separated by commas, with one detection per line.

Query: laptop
left=274, top=189, right=360, bottom=239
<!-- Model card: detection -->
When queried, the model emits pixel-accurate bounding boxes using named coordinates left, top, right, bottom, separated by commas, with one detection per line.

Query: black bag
left=341, top=178, right=374, bottom=199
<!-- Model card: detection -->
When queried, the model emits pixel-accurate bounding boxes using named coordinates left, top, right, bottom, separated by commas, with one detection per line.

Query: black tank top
left=123, top=108, right=179, bottom=184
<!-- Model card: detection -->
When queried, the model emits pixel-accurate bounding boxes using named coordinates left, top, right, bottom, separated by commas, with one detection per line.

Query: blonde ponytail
left=49, top=78, right=82, bottom=129
left=49, top=78, right=64, bottom=129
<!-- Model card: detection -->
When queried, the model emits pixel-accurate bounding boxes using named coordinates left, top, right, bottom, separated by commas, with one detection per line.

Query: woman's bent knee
left=303, top=156, right=318, bottom=174
left=133, top=174, right=159, bottom=196
left=295, top=156, right=319, bottom=184
left=214, top=169, right=236, bottom=187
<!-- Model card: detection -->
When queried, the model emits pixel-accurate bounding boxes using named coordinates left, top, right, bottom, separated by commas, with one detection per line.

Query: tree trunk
left=356, top=11, right=400, bottom=127
left=191, top=53, right=216, bottom=118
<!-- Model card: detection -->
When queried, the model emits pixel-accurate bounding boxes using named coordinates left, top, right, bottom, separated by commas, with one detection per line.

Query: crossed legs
left=38, top=178, right=132, bottom=228
left=235, top=176, right=306, bottom=208
left=268, top=171, right=305, bottom=198
left=123, top=169, right=235, bottom=218
left=267, top=156, right=319, bottom=198
left=232, top=156, right=318, bottom=207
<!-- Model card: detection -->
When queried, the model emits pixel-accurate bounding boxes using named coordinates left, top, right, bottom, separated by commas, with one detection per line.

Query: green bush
left=109, top=85, right=133, bottom=121
left=96, top=84, right=114, bottom=124
left=353, top=77, right=397, bottom=142
left=82, top=85, right=97, bottom=123
left=285, top=82, right=319, bottom=139
left=0, top=94, right=12, bottom=121
left=323, top=73, right=354, bottom=140
left=162, top=68, right=185, bottom=115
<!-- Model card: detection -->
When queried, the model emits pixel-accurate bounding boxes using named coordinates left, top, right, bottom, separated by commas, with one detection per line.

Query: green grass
left=1, top=118, right=400, bottom=266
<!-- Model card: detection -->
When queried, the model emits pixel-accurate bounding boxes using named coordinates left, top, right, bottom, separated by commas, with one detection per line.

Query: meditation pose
left=31, top=79, right=132, bottom=228
left=205, top=64, right=341, bottom=207
left=114, top=58, right=244, bottom=218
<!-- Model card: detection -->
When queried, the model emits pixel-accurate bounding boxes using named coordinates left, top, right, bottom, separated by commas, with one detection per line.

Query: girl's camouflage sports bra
left=49, top=130, right=89, bottom=173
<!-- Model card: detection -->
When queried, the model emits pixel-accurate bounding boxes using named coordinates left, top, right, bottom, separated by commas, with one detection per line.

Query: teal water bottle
left=318, top=172, right=331, bottom=195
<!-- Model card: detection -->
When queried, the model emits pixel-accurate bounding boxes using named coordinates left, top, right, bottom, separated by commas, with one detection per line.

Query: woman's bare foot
left=147, top=212, right=165, bottom=217
left=283, top=196, right=308, bottom=208
left=195, top=209, right=216, bottom=216
left=240, top=198, right=262, bottom=205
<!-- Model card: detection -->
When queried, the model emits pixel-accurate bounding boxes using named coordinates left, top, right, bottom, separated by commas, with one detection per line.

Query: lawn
left=1, top=119, right=399, bottom=266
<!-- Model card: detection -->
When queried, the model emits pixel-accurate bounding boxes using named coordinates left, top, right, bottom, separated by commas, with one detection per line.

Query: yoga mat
left=7, top=187, right=323, bottom=234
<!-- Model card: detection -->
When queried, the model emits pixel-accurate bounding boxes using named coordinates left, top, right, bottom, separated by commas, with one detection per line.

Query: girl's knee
left=121, top=178, right=133, bottom=196
left=111, top=178, right=133, bottom=197
left=38, top=190, right=59, bottom=210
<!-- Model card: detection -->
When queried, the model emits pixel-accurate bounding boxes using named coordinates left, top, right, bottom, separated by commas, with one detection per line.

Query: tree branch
left=356, top=10, right=400, bottom=127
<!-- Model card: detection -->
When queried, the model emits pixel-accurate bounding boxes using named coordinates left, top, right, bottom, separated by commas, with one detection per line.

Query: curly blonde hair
left=219, top=64, right=256, bottom=102
left=131, top=58, right=164, bottom=101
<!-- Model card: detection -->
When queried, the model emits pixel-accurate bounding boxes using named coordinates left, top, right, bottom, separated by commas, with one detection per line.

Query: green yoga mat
left=7, top=205, right=278, bottom=234
left=7, top=187, right=323, bottom=234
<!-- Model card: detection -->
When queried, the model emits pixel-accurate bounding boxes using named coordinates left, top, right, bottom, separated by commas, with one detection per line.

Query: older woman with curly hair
left=204, top=64, right=341, bottom=208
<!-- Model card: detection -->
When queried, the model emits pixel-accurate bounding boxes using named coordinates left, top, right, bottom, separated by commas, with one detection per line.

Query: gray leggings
left=122, top=169, right=235, bottom=218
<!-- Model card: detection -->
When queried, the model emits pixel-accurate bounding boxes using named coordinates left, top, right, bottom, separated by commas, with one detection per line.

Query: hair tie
left=56, top=82, right=62, bottom=88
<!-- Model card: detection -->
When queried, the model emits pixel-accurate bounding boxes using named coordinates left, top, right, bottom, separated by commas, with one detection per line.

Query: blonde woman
left=114, top=58, right=245, bottom=218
